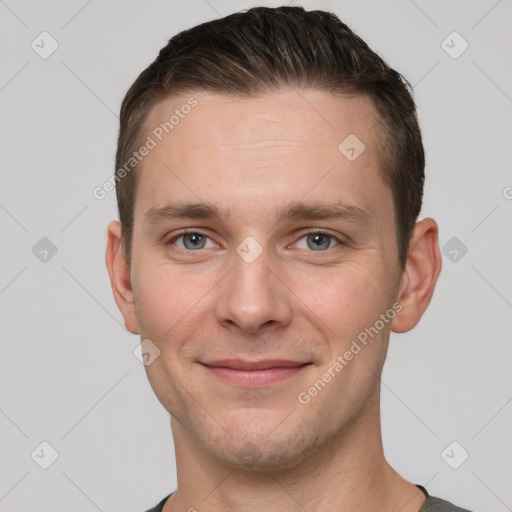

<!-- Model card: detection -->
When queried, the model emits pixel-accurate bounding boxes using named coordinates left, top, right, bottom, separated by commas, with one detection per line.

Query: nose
left=215, top=245, right=293, bottom=334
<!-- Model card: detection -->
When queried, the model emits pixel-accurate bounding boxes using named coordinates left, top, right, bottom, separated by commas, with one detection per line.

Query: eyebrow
left=145, top=202, right=228, bottom=223
left=274, top=200, right=371, bottom=224
left=144, top=200, right=371, bottom=225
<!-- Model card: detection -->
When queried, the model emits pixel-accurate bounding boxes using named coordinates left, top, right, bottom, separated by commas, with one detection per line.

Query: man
left=105, top=6, right=472, bottom=512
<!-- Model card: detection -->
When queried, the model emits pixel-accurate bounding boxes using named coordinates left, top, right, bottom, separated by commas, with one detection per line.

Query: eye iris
left=307, top=233, right=331, bottom=251
left=183, top=233, right=206, bottom=249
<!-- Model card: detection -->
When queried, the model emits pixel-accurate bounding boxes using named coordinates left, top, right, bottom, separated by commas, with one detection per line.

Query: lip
left=201, top=359, right=311, bottom=387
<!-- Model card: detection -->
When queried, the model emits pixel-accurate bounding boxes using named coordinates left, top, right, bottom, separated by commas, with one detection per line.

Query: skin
left=106, top=88, right=442, bottom=511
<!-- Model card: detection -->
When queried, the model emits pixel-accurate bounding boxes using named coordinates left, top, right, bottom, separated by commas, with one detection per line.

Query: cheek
left=291, top=259, right=390, bottom=340
left=132, top=263, right=207, bottom=342
left=132, top=265, right=210, bottom=409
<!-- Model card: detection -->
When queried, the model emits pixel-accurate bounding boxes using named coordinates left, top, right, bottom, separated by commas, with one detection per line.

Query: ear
left=391, top=218, right=442, bottom=333
left=105, top=221, right=139, bottom=334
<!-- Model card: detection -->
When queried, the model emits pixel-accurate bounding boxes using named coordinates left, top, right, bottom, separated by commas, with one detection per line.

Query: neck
left=164, top=391, right=425, bottom=512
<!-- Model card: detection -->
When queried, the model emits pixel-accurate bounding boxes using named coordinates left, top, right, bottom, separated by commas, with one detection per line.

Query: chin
left=196, top=408, right=333, bottom=472
left=213, top=430, right=329, bottom=472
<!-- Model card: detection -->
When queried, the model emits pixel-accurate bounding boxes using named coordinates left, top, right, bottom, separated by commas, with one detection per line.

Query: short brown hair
left=115, top=6, right=424, bottom=268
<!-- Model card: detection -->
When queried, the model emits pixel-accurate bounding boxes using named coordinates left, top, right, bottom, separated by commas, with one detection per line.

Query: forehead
left=134, top=89, right=391, bottom=226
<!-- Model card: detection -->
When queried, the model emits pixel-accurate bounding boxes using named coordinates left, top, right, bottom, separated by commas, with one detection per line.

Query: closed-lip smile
left=200, top=359, right=311, bottom=387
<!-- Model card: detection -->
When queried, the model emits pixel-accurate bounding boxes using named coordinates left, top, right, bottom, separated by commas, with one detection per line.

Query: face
left=119, top=89, right=405, bottom=469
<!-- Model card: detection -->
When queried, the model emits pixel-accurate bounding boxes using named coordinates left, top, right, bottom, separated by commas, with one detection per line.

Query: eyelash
left=165, top=229, right=345, bottom=252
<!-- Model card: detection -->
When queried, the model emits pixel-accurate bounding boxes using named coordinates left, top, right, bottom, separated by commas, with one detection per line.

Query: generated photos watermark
left=93, top=97, right=198, bottom=200
left=298, top=301, right=403, bottom=405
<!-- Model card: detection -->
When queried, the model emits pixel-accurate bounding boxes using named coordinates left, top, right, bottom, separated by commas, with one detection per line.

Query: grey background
left=1, top=1, right=511, bottom=511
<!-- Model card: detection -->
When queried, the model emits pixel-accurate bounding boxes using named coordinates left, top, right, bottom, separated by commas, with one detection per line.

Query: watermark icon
left=31, top=441, right=59, bottom=469
left=441, top=31, right=469, bottom=60
left=442, top=236, right=468, bottom=263
left=237, top=441, right=263, bottom=467
left=503, top=186, right=512, bottom=200
left=236, top=236, right=263, bottom=263
left=31, top=31, right=59, bottom=59
left=32, top=237, right=58, bottom=263
left=133, top=339, right=161, bottom=366
left=298, top=302, right=402, bottom=404
left=338, top=133, right=366, bottom=161
left=441, top=441, right=469, bottom=469
left=93, top=97, right=198, bottom=200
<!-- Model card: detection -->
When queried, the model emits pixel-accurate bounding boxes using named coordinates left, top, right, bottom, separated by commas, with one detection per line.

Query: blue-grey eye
left=182, top=233, right=207, bottom=250
left=307, top=233, right=332, bottom=250
left=295, top=232, right=339, bottom=251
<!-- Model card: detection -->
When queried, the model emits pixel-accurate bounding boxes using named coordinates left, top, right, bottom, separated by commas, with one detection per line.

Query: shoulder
left=142, top=494, right=172, bottom=512
left=419, top=487, right=474, bottom=512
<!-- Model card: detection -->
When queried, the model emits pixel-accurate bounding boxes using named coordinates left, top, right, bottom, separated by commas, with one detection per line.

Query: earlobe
left=105, top=221, right=139, bottom=334
left=391, top=218, right=442, bottom=333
